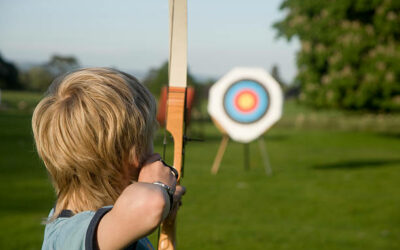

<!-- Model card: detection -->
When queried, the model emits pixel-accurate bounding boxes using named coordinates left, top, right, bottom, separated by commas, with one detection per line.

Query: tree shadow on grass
left=375, top=132, right=400, bottom=140
left=312, top=158, right=400, bottom=170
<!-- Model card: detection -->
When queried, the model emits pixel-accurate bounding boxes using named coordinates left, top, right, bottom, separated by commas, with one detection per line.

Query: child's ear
left=124, top=147, right=140, bottom=182
left=128, top=146, right=140, bottom=168
left=132, top=156, right=140, bottom=168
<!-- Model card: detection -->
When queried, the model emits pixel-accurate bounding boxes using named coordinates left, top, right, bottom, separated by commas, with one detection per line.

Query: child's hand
left=138, top=153, right=186, bottom=221
left=138, top=153, right=177, bottom=189
left=163, top=185, right=186, bottom=224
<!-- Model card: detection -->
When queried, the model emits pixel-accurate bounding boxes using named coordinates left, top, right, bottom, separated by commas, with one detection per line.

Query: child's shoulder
left=42, top=207, right=107, bottom=250
left=42, top=207, right=153, bottom=250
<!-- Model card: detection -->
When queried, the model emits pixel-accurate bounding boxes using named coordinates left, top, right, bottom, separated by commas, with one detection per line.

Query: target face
left=223, top=80, right=269, bottom=124
left=208, top=68, right=283, bottom=143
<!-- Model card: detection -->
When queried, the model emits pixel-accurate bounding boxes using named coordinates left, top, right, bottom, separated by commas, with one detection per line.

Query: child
left=32, top=68, right=185, bottom=249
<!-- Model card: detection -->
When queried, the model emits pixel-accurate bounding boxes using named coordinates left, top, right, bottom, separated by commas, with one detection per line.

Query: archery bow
left=158, top=0, right=187, bottom=249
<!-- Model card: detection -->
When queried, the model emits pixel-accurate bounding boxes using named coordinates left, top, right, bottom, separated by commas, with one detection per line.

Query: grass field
left=0, top=91, right=399, bottom=249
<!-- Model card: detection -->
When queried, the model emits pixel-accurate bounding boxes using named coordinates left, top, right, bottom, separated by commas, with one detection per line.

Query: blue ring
left=223, top=80, right=269, bottom=124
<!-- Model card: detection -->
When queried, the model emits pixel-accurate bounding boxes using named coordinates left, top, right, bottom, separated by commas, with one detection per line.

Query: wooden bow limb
left=158, top=0, right=187, bottom=249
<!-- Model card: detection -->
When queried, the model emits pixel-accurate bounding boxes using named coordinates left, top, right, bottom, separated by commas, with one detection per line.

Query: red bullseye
left=234, top=89, right=259, bottom=113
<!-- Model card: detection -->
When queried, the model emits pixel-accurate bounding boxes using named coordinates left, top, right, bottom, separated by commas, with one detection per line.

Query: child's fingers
left=164, top=185, right=186, bottom=223
left=173, top=186, right=186, bottom=206
left=138, top=155, right=177, bottom=188
left=174, top=185, right=186, bottom=197
left=142, top=153, right=161, bottom=166
left=161, top=160, right=179, bottom=180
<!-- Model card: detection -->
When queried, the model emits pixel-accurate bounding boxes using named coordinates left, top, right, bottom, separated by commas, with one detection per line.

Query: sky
left=0, top=0, right=299, bottom=83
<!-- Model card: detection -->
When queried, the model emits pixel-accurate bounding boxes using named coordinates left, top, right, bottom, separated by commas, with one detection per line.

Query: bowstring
left=157, top=0, right=175, bottom=248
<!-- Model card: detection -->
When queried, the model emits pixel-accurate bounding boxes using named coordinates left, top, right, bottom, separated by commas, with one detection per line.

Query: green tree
left=0, top=54, right=22, bottom=90
left=270, top=64, right=286, bottom=90
left=46, top=55, right=80, bottom=76
left=274, top=0, right=400, bottom=111
left=21, top=54, right=80, bottom=92
left=21, top=66, right=53, bottom=91
left=143, top=61, right=198, bottom=98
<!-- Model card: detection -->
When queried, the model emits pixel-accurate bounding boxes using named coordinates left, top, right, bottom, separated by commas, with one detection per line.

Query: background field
left=0, top=91, right=399, bottom=249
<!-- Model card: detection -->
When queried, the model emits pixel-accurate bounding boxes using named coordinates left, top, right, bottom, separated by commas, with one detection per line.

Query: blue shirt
left=42, top=207, right=154, bottom=250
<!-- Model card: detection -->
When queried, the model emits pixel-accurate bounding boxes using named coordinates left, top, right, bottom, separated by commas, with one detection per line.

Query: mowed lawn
left=0, top=91, right=399, bottom=249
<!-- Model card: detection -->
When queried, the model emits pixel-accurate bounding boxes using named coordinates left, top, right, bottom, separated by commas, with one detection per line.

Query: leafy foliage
left=274, top=0, right=400, bottom=111
left=20, top=55, right=80, bottom=92
left=271, top=64, right=287, bottom=89
left=142, top=61, right=198, bottom=98
left=45, top=55, right=79, bottom=76
left=20, top=66, right=53, bottom=92
left=0, top=54, right=22, bottom=90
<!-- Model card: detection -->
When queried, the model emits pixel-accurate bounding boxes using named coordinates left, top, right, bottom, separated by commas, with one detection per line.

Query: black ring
left=161, top=160, right=179, bottom=179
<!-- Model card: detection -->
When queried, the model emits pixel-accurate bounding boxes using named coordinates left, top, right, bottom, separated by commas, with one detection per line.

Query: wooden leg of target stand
left=211, top=135, right=229, bottom=175
left=258, top=138, right=273, bottom=176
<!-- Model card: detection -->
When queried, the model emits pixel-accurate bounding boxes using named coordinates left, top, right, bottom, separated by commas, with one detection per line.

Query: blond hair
left=32, top=68, right=157, bottom=219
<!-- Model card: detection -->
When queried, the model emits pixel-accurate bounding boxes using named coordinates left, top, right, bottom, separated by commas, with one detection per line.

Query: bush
left=274, top=0, right=400, bottom=111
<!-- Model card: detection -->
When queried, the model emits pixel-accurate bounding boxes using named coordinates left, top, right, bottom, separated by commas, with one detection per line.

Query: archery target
left=208, top=68, right=283, bottom=143
left=223, top=80, right=269, bottom=124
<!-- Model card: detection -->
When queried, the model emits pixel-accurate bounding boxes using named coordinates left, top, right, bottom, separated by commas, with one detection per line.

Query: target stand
left=210, top=133, right=273, bottom=175
left=208, top=68, right=283, bottom=175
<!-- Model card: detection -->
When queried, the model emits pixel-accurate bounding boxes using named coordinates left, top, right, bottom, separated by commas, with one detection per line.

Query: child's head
left=32, top=68, right=157, bottom=216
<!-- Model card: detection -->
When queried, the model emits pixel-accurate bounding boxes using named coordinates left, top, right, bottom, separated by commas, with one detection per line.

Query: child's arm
left=96, top=155, right=183, bottom=249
